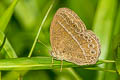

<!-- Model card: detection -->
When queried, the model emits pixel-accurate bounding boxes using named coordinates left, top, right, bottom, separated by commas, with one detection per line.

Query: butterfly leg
left=60, top=52, right=64, bottom=72
left=60, top=60, right=63, bottom=72
left=51, top=57, right=54, bottom=67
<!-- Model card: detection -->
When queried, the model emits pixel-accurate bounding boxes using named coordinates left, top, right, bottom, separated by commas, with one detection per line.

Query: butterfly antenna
left=37, top=40, right=51, bottom=51
left=38, top=40, right=54, bottom=67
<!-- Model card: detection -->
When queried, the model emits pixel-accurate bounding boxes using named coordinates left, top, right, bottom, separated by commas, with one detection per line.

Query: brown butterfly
left=50, top=8, right=101, bottom=70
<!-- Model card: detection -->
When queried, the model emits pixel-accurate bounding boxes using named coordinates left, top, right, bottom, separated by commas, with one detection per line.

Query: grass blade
left=0, top=31, right=5, bottom=48
left=114, top=4, right=120, bottom=76
left=28, top=0, right=55, bottom=57
left=115, top=36, right=120, bottom=75
left=0, top=0, right=19, bottom=79
left=93, top=0, right=117, bottom=60
left=1, top=39, right=17, bottom=58
left=0, top=0, right=18, bottom=32
left=0, top=30, right=17, bottom=58
left=93, top=0, right=117, bottom=80
left=0, top=57, right=115, bottom=71
left=66, top=68, right=82, bottom=80
left=116, top=45, right=120, bottom=75
left=113, top=5, right=120, bottom=36
left=3, top=1, right=55, bottom=80
left=0, top=0, right=19, bottom=58
left=84, top=67, right=116, bottom=73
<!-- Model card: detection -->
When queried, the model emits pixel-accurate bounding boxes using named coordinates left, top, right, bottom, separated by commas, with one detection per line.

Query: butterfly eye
left=68, top=19, right=73, bottom=24
left=60, top=12, right=62, bottom=14
left=73, top=23, right=77, bottom=27
left=79, top=33, right=83, bottom=37
left=75, top=29, right=80, bottom=33
left=88, top=44, right=95, bottom=48
left=85, top=36, right=88, bottom=39
left=91, top=57, right=94, bottom=59
left=83, top=35, right=89, bottom=40
left=90, top=49, right=96, bottom=54
left=63, top=49, right=66, bottom=53
left=87, top=39, right=92, bottom=43
left=67, top=19, right=71, bottom=23
left=72, top=23, right=80, bottom=33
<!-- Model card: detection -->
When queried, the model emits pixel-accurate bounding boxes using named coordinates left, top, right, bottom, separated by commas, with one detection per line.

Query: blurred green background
left=0, top=0, right=120, bottom=80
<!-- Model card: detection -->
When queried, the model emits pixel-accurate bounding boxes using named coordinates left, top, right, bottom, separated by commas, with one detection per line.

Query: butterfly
left=50, top=8, right=101, bottom=70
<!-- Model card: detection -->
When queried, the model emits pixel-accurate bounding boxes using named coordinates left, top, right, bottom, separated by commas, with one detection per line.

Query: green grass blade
left=0, top=57, right=76, bottom=70
left=113, top=3, right=120, bottom=76
left=0, top=0, right=18, bottom=32
left=3, top=1, right=55, bottom=80
left=2, top=71, right=22, bottom=80
left=0, top=0, right=19, bottom=79
left=93, top=0, right=117, bottom=80
left=28, top=0, right=55, bottom=57
left=0, top=57, right=115, bottom=71
left=0, top=72, right=2, bottom=80
left=116, top=45, right=120, bottom=75
left=1, top=39, right=17, bottom=58
left=113, top=5, right=120, bottom=36
left=0, top=30, right=18, bottom=80
left=83, top=67, right=116, bottom=73
left=115, top=36, right=120, bottom=75
left=93, top=0, right=117, bottom=60
left=0, top=31, right=5, bottom=48
left=66, top=68, right=82, bottom=80
left=0, top=30, right=17, bottom=58
left=0, top=0, right=19, bottom=58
